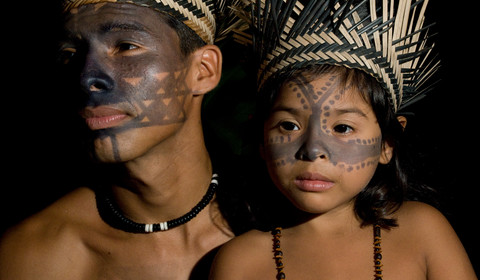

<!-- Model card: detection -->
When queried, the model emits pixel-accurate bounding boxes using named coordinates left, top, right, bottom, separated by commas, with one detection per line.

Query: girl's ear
left=379, top=140, right=394, bottom=164
left=187, top=44, right=222, bottom=96
left=379, top=116, right=407, bottom=164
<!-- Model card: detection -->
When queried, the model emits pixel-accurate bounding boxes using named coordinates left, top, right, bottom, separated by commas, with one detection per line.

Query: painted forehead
left=278, top=72, right=372, bottom=114
left=64, top=3, right=170, bottom=33
left=62, top=0, right=216, bottom=44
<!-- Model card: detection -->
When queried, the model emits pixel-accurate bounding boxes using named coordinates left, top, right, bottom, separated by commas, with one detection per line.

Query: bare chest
left=82, top=233, right=223, bottom=280
left=87, top=253, right=213, bottom=280
left=266, top=228, right=427, bottom=280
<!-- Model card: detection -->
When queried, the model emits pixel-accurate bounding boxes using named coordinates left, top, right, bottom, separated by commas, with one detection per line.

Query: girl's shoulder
left=388, top=201, right=476, bottom=279
left=390, top=201, right=455, bottom=247
left=392, top=201, right=460, bottom=238
left=218, top=229, right=273, bottom=255
left=210, top=229, right=276, bottom=279
left=394, top=201, right=446, bottom=227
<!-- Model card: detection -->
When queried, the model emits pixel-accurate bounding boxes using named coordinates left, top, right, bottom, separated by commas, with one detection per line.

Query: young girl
left=210, top=0, right=477, bottom=279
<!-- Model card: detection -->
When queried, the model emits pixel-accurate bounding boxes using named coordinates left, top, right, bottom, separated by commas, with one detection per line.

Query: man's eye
left=117, top=42, right=139, bottom=52
left=58, top=48, right=77, bottom=65
left=279, top=121, right=299, bottom=131
left=333, top=124, right=353, bottom=134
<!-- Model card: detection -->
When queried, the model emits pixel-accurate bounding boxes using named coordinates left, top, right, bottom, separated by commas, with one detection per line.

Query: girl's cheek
left=264, top=135, right=302, bottom=167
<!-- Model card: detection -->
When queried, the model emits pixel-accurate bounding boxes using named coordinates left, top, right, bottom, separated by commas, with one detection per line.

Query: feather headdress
left=240, top=0, right=440, bottom=112
left=62, top=0, right=233, bottom=44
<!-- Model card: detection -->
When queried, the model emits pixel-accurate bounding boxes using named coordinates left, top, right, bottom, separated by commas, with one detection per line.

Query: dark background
left=2, top=0, right=478, bottom=274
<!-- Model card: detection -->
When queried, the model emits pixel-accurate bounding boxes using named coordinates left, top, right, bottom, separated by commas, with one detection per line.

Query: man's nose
left=79, top=53, right=114, bottom=94
left=80, top=72, right=114, bottom=94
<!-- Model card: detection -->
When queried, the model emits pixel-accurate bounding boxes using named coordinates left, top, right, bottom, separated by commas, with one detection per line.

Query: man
left=0, top=1, right=244, bottom=279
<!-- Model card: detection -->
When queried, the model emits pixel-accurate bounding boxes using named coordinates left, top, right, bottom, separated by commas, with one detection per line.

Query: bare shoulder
left=393, top=201, right=448, bottom=230
left=394, top=201, right=465, bottom=241
left=217, top=229, right=272, bottom=256
left=393, top=201, right=477, bottom=279
left=210, top=229, right=275, bottom=280
left=0, top=187, right=98, bottom=279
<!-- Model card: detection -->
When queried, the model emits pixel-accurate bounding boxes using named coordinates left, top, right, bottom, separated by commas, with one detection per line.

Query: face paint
left=263, top=71, right=388, bottom=214
left=86, top=68, right=190, bottom=134
left=88, top=67, right=190, bottom=161
left=60, top=3, right=192, bottom=162
left=264, top=73, right=383, bottom=172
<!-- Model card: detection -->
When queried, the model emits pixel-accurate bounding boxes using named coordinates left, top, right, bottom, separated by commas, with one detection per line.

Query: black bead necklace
left=272, top=224, right=383, bottom=280
left=96, top=174, right=219, bottom=233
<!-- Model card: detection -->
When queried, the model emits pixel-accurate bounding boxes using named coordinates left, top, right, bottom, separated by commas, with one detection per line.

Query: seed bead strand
left=272, top=227, right=286, bottom=279
left=272, top=224, right=383, bottom=280
left=373, top=224, right=383, bottom=280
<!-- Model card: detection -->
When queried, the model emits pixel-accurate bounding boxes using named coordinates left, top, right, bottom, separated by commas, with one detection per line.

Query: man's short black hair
left=162, top=12, right=207, bottom=57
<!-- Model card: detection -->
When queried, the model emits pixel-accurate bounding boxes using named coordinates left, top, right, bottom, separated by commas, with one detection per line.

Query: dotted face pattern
left=265, top=74, right=383, bottom=173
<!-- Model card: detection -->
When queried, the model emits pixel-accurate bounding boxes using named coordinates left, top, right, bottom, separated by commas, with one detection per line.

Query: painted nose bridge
left=79, top=51, right=114, bottom=94
left=295, top=122, right=330, bottom=162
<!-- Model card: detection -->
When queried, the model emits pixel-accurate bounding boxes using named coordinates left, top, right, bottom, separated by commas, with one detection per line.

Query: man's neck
left=102, top=117, right=215, bottom=229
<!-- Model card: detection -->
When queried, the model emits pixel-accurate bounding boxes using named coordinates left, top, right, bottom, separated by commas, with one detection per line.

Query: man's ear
left=397, top=115, right=407, bottom=130
left=187, top=44, right=222, bottom=96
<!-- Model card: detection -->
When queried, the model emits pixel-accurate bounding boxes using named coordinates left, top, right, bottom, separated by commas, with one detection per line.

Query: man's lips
left=294, top=172, right=334, bottom=192
left=81, top=106, right=129, bottom=130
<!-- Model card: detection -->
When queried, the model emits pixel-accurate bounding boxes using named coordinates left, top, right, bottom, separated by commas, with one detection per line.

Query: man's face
left=60, top=3, right=191, bottom=162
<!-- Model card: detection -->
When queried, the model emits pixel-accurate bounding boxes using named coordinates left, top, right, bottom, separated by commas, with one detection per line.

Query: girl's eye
left=333, top=124, right=353, bottom=134
left=279, top=121, right=299, bottom=131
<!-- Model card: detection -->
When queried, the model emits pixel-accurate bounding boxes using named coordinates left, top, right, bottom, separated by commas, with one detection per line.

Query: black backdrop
left=1, top=0, right=478, bottom=274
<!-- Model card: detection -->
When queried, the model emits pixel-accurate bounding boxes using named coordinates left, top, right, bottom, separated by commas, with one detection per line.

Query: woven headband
left=62, top=0, right=219, bottom=44
left=241, top=0, right=440, bottom=112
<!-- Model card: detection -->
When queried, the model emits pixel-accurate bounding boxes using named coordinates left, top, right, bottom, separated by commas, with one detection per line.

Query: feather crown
left=62, top=0, right=233, bottom=44
left=241, top=0, right=440, bottom=112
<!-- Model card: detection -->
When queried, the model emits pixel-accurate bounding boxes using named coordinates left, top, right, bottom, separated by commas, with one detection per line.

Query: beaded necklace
left=272, top=224, right=383, bottom=280
left=96, top=174, right=219, bottom=233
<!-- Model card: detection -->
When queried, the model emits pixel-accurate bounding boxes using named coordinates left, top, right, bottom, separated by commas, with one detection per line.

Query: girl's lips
left=294, top=172, right=334, bottom=192
left=81, top=106, right=129, bottom=130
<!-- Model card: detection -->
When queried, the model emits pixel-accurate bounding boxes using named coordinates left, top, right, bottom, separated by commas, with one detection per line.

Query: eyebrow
left=333, top=107, right=368, bottom=118
left=270, top=105, right=304, bottom=115
left=99, top=22, right=148, bottom=34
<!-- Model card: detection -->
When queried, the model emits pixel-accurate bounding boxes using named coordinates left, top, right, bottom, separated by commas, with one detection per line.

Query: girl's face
left=262, top=72, right=392, bottom=215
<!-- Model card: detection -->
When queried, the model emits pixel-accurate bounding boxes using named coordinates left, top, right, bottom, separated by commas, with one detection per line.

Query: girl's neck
left=291, top=200, right=362, bottom=236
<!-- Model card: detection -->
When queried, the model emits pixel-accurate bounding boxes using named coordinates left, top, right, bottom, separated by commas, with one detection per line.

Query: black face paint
left=61, top=3, right=192, bottom=162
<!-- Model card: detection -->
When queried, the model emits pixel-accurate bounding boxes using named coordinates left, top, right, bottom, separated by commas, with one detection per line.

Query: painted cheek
left=310, top=108, right=382, bottom=169
left=123, top=66, right=190, bottom=128
left=265, top=133, right=302, bottom=167
left=321, top=133, right=382, bottom=172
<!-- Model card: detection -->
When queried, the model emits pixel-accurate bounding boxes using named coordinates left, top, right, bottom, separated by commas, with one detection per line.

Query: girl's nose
left=295, top=126, right=330, bottom=162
